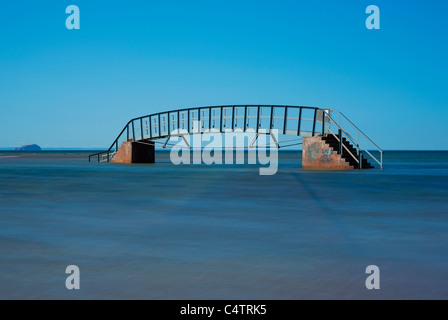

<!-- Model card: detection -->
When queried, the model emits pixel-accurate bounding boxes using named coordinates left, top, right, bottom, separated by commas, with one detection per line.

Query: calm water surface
left=0, top=151, right=447, bottom=299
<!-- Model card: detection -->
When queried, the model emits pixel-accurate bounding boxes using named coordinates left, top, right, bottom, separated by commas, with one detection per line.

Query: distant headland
left=14, top=144, right=41, bottom=151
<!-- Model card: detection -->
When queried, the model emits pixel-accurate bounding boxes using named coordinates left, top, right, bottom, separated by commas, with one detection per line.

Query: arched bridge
left=89, top=105, right=383, bottom=169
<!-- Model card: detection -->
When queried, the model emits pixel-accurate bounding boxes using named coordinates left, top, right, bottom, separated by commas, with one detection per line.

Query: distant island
left=15, top=144, right=41, bottom=151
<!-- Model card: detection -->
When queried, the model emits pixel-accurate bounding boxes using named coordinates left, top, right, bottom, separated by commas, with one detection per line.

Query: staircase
left=322, top=134, right=374, bottom=169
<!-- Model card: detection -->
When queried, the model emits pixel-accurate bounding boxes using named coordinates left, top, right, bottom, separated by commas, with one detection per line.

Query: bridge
left=89, top=105, right=383, bottom=169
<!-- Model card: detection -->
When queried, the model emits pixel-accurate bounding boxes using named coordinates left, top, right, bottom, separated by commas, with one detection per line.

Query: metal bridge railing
left=89, top=105, right=383, bottom=169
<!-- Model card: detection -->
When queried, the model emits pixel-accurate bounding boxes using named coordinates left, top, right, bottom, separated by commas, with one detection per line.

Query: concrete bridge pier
left=302, top=135, right=374, bottom=170
left=302, top=136, right=352, bottom=169
left=110, top=141, right=155, bottom=164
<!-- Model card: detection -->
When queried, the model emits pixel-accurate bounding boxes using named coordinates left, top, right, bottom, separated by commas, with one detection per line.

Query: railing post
left=256, top=105, right=260, bottom=133
left=187, top=110, right=190, bottom=133
left=158, top=114, right=161, bottom=136
left=107, top=151, right=110, bottom=162
left=132, top=121, right=135, bottom=141
left=244, top=106, right=247, bottom=132
left=297, top=107, right=302, bottom=136
left=97, top=153, right=100, bottom=162
left=358, top=145, right=362, bottom=169
left=168, top=113, right=172, bottom=134
left=338, top=129, right=343, bottom=155
left=283, top=106, right=287, bottom=134
left=312, top=108, right=317, bottom=136
left=208, top=107, right=211, bottom=131
left=220, top=107, right=223, bottom=132
left=140, top=118, right=144, bottom=140
left=321, top=110, right=325, bottom=136
left=381, top=151, right=383, bottom=170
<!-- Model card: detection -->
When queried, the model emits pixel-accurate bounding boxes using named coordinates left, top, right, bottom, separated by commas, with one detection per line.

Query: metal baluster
left=140, top=118, right=144, bottom=140
left=244, top=106, right=247, bottom=132
left=283, top=106, right=287, bottom=135
left=358, top=145, right=362, bottom=169
left=321, top=110, right=325, bottom=136
left=297, top=107, right=302, bottom=136
left=132, top=121, right=135, bottom=140
left=220, top=107, right=223, bottom=132
left=209, top=107, right=211, bottom=130
left=338, top=129, right=343, bottom=155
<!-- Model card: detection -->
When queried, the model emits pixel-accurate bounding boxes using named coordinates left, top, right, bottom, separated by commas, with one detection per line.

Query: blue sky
left=0, top=0, right=447, bottom=149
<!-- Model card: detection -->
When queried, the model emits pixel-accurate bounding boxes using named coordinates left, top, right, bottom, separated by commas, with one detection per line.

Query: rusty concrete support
left=111, top=141, right=155, bottom=164
left=302, top=136, right=353, bottom=170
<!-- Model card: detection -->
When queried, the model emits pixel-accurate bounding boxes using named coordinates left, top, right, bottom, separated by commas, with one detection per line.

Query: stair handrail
left=330, top=109, right=382, bottom=151
left=88, top=119, right=132, bottom=162
left=318, top=108, right=383, bottom=169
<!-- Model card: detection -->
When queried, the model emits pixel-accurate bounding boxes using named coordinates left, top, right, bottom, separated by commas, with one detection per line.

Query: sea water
left=0, top=151, right=447, bottom=299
